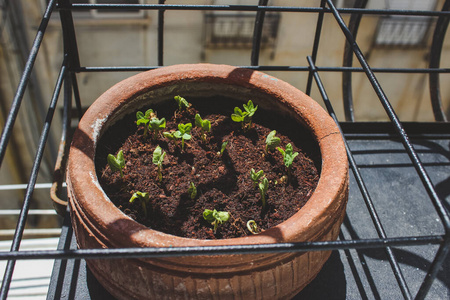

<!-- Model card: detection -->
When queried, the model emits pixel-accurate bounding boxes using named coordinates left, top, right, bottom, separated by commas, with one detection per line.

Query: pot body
left=67, top=64, right=349, bottom=299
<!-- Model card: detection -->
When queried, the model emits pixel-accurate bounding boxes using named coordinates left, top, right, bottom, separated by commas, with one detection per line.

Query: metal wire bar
left=429, top=0, right=449, bottom=122
left=158, top=0, right=165, bottom=66
left=250, top=0, right=268, bottom=66
left=70, top=72, right=83, bottom=120
left=0, top=235, right=443, bottom=261
left=415, top=239, right=450, bottom=299
left=58, top=0, right=80, bottom=70
left=58, top=3, right=450, bottom=17
left=50, top=72, right=72, bottom=216
left=0, top=56, right=68, bottom=300
left=326, top=0, right=450, bottom=232
left=73, top=65, right=450, bottom=73
left=342, top=0, right=368, bottom=122
left=307, top=55, right=412, bottom=300
left=0, top=0, right=56, bottom=167
left=306, top=0, right=326, bottom=96
left=325, top=1, right=450, bottom=298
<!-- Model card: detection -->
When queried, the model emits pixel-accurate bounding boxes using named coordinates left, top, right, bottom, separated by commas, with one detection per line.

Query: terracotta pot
left=67, top=64, right=348, bottom=299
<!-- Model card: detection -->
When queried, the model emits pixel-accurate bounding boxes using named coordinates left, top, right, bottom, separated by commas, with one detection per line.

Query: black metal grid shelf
left=0, top=1, right=449, bottom=299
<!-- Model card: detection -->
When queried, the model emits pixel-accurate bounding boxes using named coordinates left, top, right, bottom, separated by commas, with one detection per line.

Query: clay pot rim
left=67, top=63, right=348, bottom=248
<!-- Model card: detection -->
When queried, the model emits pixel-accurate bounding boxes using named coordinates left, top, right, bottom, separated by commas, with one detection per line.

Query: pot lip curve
left=67, top=63, right=349, bottom=248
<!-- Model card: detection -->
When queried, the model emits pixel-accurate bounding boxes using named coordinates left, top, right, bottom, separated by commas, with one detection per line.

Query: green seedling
left=174, top=95, right=190, bottom=111
left=250, top=168, right=265, bottom=188
left=277, top=143, right=299, bottom=178
left=218, top=141, right=229, bottom=157
left=265, top=130, right=281, bottom=153
left=163, top=131, right=178, bottom=145
left=129, top=191, right=150, bottom=217
left=258, top=177, right=269, bottom=209
left=203, top=209, right=230, bottom=234
left=152, top=146, right=166, bottom=182
left=231, top=100, right=258, bottom=130
left=195, top=113, right=211, bottom=142
left=136, top=109, right=155, bottom=137
left=188, top=182, right=197, bottom=200
left=148, top=117, right=166, bottom=141
left=247, top=220, right=259, bottom=234
left=174, top=123, right=192, bottom=151
left=107, top=150, right=125, bottom=178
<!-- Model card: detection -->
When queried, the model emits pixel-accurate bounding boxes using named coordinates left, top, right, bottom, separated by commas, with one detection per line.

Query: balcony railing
left=0, top=1, right=449, bottom=299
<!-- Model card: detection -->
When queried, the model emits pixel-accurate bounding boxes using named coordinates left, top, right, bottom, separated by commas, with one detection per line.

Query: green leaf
left=136, top=111, right=144, bottom=120
left=129, top=191, right=149, bottom=204
left=179, top=123, right=192, bottom=133
left=203, top=209, right=230, bottom=233
left=195, top=114, right=211, bottom=132
left=136, top=109, right=154, bottom=126
left=174, top=95, right=190, bottom=110
left=107, top=150, right=125, bottom=176
left=195, top=113, right=203, bottom=128
left=231, top=107, right=247, bottom=123
left=265, top=130, right=281, bottom=151
left=215, top=210, right=230, bottom=223
left=173, top=131, right=182, bottom=139
left=163, top=131, right=177, bottom=141
left=152, top=146, right=166, bottom=166
left=176, top=123, right=192, bottom=148
left=219, top=141, right=228, bottom=156
left=144, top=109, right=153, bottom=119
left=188, top=182, right=197, bottom=200
left=129, top=191, right=150, bottom=217
left=250, top=168, right=264, bottom=187
left=203, top=209, right=215, bottom=223
left=149, top=117, right=166, bottom=130
left=259, top=177, right=268, bottom=193
left=243, top=100, right=258, bottom=117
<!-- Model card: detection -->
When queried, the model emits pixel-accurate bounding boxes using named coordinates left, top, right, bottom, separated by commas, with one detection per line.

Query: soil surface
left=96, top=97, right=320, bottom=239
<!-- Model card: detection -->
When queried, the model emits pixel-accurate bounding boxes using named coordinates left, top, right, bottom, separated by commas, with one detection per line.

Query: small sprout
left=152, top=146, right=166, bottom=182
left=174, top=123, right=192, bottom=151
left=218, top=141, right=228, bottom=157
left=265, top=130, right=281, bottom=153
left=148, top=117, right=166, bottom=141
left=203, top=209, right=230, bottom=234
left=247, top=220, right=259, bottom=234
left=188, top=182, right=197, bottom=200
left=195, top=113, right=211, bottom=142
left=174, top=95, right=190, bottom=111
left=231, top=100, right=258, bottom=130
left=250, top=168, right=265, bottom=188
left=136, top=109, right=154, bottom=137
left=129, top=191, right=150, bottom=217
left=277, top=143, right=299, bottom=179
left=107, top=150, right=125, bottom=178
left=259, top=177, right=269, bottom=209
left=163, top=131, right=178, bottom=144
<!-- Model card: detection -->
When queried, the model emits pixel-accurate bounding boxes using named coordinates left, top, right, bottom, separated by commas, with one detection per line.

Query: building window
left=203, top=13, right=280, bottom=49
left=374, top=0, right=437, bottom=47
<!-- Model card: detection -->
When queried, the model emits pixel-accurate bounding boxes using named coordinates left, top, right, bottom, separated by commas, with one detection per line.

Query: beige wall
left=40, top=0, right=449, bottom=122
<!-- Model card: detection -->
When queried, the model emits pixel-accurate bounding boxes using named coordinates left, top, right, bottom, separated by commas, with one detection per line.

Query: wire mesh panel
left=0, top=1, right=449, bottom=299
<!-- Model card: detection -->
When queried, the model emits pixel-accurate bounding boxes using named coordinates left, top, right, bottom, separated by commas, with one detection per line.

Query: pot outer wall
left=67, top=64, right=349, bottom=299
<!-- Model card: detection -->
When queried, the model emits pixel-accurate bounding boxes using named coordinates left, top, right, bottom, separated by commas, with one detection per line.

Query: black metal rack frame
left=0, top=1, right=449, bottom=299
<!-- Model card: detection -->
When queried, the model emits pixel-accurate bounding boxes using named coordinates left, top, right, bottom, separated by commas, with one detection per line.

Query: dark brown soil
left=96, top=97, right=320, bottom=239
